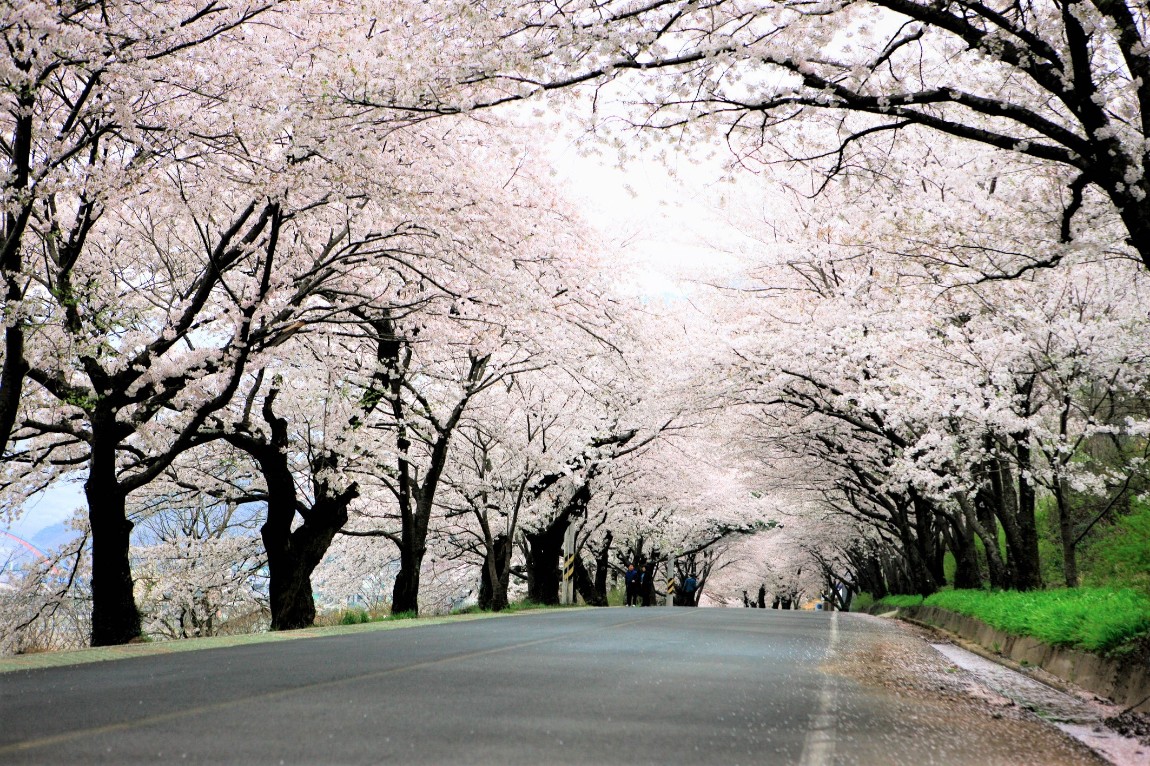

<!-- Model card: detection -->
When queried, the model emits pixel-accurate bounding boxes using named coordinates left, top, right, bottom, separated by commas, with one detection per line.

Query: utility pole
left=560, top=522, right=576, bottom=605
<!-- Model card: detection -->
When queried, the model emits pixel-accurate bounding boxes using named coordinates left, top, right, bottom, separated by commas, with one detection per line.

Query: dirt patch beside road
left=824, top=614, right=1111, bottom=765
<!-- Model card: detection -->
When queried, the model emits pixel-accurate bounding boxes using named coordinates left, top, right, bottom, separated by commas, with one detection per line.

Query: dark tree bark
left=18, top=200, right=284, bottom=646
left=592, top=531, right=613, bottom=604
left=86, top=426, right=141, bottom=646
left=524, top=524, right=563, bottom=605
left=1054, top=476, right=1079, bottom=588
left=262, top=473, right=357, bottom=630
left=517, top=429, right=649, bottom=605
left=0, top=89, right=33, bottom=460
left=390, top=522, right=427, bottom=615
left=641, top=559, right=658, bottom=606
left=1050, top=392, right=1081, bottom=588
left=1010, top=431, right=1043, bottom=591
left=478, top=534, right=513, bottom=611
left=524, top=477, right=599, bottom=605
left=573, top=556, right=607, bottom=606
left=226, top=388, right=359, bottom=630
left=572, top=530, right=612, bottom=607
left=263, top=496, right=354, bottom=630
left=971, top=449, right=1010, bottom=589
left=946, top=515, right=983, bottom=590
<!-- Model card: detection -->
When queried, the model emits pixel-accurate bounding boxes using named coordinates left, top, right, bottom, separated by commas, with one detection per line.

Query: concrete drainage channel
left=931, top=641, right=1148, bottom=765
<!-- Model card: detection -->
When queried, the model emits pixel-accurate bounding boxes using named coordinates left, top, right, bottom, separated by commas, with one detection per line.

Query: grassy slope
left=874, top=587, right=1150, bottom=654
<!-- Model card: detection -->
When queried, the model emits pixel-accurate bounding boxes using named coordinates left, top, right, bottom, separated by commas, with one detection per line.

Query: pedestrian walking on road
left=682, top=574, right=698, bottom=606
left=624, top=563, right=639, bottom=606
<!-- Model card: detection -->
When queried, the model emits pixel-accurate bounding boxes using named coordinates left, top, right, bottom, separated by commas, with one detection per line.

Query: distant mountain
left=29, top=523, right=80, bottom=554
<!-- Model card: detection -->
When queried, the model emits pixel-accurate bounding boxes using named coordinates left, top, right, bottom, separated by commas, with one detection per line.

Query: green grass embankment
left=873, top=587, right=1150, bottom=654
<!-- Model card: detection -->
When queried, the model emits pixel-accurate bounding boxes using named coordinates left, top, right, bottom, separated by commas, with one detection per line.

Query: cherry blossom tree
left=431, top=0, right=1150, bottom=278
left=0, top=518, right=90, bottom=654
left=702, top=134, right=1150, bottom=596
left=437, top=377, right=579, bottom=611
left=5, top=0, right=579, bottom=642
left=132, top=491, right=266, bottom=639
left=0, top=1, right=280, bottom=459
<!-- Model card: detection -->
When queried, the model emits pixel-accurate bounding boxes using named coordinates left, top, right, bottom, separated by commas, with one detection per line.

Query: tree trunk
left=86, top=456, right=142, bottom=646
left=0, top=97, right=33, bottom=457
left=895, top=503, right=939, bottom=596
left=946, top=515, right=983, bottom=590
left=641, top=559, right=658, bottom=606
left=971, top=453, right=1010, bottom=590
left=264, top=500, right=353, bottom=630
left=391, top=486, right=435, bottom=615
left=524, top=484, right=591, bottom=605
left=0, top=323, right=27, bottom=458
left=262, top=532, right=317, bottom=630
left=524, top=526, right=562, bottom=605
left=391, top=539, right=424, bottom=615
left=1010, top=432, right=1043, bottom=590
left=573, top=556, right=607, bottom=606
left=912, top=495, right=946, bottom=588
left=244, top=421, right=357, bottom=631
left=863, top=553, right=889, bottom=600
left=479, top=534, right=512, bottom=611
left=592, top=531, right=612, bottom=603
left=1054, top=477, right=1079, bottom=587
left=86, top=416, right=142, bottom=647
left=984, top=443, right=1040, bottom=590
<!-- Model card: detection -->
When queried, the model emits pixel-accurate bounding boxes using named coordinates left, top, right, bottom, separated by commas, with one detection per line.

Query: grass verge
left=875, top=587, right=1150, bottom=654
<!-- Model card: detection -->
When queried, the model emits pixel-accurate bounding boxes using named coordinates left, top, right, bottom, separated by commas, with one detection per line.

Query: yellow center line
left=1, top=609, right=684, bottom=755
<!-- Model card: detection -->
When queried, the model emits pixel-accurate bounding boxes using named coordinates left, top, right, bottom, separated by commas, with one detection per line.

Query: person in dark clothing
left=638, top=564, right=651, bottom=606
left=624, top=563, right=639, bottom=606
left=682, top=574, right=698, bottom=606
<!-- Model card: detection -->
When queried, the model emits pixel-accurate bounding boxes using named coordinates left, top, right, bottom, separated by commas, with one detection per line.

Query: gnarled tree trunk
left=479, top=534, right=513, bottom=611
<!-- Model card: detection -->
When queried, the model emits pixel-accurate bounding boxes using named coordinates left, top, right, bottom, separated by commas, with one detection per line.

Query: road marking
left=799, top=612, right=839, bottom=766
left=0, top=609, right=683, bottom=755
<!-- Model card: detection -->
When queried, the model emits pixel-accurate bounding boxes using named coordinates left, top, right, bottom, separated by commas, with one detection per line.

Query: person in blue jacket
left=624, top=563, right=639, bottom=606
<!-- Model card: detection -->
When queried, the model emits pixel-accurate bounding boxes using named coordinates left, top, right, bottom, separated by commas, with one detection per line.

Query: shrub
left=850, top=592, right=874, bottom=612
left=339, top=609, right=370, bottom=625
left=387, top=610, right=418, bottom=621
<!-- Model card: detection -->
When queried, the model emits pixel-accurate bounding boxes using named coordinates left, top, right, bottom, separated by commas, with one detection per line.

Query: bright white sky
left=543, top=116, right=754, bottom=297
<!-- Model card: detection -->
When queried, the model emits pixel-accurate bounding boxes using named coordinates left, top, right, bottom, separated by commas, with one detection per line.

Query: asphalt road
left=0, top=608, right=1107, bottom=765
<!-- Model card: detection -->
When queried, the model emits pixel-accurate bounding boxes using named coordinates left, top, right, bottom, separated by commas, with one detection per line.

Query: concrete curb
left=0, top=612, right=506, bottom=675
left=0, top=606, right=597, bottom=675
left=896, top=604, right=1150, bottom=714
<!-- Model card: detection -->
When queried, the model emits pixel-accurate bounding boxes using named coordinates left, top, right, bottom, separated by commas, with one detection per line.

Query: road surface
left=0, top=607, right=1107, bottom=764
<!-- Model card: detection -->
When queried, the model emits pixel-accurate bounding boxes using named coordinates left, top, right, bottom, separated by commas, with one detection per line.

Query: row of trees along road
left=1, top=1, right=768, bottom=648
left=7, top=0, right=1150, bottom=647
left=435, top=0, right=1150, bottom=600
